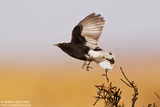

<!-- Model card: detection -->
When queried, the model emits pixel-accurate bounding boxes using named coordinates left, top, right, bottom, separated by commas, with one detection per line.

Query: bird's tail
left=97, top=52, right=115, bottom=72
left=88, top=50, right=115, bottom=72
left=96, top=59, right=114, bottom=72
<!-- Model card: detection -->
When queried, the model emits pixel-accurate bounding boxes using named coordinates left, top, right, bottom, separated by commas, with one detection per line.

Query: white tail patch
left=88, top=50, right=115, bottom=71
left=96, top=60, right=113, bottom=72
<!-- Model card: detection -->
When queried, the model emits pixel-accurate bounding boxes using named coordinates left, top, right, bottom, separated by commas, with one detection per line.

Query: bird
left=54, top=13, right=115, bottom=72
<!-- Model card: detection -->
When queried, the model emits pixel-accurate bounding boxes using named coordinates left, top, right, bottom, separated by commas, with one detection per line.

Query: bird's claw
left=82, top=62, right=87, bottom=69
left=82, top=60, right=93, bottom=71
left=86, top=65, right=93, bottom=71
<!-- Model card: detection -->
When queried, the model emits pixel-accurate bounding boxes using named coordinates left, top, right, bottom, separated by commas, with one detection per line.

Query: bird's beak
left=53, top=44, right=58, bottom=46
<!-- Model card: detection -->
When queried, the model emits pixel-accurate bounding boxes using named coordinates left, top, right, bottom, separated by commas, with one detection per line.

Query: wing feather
left=78, top=13, right=105, bottom=49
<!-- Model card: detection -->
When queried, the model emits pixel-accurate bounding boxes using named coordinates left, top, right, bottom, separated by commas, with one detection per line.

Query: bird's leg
left=82, top=55, right=93, bottom=71
left=85, top=55, right=93, bottom=71
left=82, top=60, right=87, bottom=69
left=82, top=60, right=93, bottom=71
left=86, top=60, right=92, bottom=71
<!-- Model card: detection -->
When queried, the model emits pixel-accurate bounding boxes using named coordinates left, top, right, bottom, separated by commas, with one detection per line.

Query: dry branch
left=93, top=67, right=160, bottom=107
left=120, top=67, right=138, bottom=107
left=93, top=70, right=122, bottom=107
left=147, top=103, right=157, bottom=107
left=154, top=92, right=160, bottom=100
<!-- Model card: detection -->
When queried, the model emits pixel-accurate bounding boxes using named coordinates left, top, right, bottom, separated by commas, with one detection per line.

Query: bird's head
left=53, top=42, right=68, bottom=50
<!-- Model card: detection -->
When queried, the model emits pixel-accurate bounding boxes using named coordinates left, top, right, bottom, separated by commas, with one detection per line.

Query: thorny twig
left=120, top=67, right=138, bottom=107
left=93, top=67, right=159, bottom=107
left=154, top=92, right=160, bottom=100
left=93, top=70, right=122, bottom=107
left=146, top=103, right=157, bottom=107
left=145, top=92, right=160, bottom=107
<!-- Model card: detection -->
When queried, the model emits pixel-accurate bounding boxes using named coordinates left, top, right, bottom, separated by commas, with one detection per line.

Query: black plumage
left=56, top=42, right=90, bottom=61
left=54, top=13, right=115, bottom=71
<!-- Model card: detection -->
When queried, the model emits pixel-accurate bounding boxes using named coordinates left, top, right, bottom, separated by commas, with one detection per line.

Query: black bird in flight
left=54, top=13, right=115, bottom=72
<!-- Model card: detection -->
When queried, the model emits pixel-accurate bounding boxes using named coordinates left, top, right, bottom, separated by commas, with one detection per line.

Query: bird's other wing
left=79, top=13, right=105, bottom=49
left=71, top=13, right=105, bottom=49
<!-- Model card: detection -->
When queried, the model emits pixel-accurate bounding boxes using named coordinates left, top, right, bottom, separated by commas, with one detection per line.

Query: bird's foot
left=82, top=60, right=93, bottom=71
left=86, top=64, right=93, bottom=71
left=82, top=60, right=87, bottom=69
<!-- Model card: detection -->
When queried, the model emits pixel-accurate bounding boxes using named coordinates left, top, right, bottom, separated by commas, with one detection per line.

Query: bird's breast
left=62, top=44, right=90, bottom=61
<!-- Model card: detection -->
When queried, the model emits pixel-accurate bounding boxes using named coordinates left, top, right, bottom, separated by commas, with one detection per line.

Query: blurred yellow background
left=0, top=55, right=160, bottom=107
left=0, top=0, right=160, bottom=106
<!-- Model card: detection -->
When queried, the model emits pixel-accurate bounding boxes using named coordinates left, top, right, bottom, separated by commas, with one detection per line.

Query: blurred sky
left=0, top=0, right=160, bottom=106
left=0, top=0, right=160, bottom=67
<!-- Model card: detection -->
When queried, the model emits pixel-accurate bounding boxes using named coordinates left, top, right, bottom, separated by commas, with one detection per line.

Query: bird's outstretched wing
left=71, top=13, right=105, bottom=49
